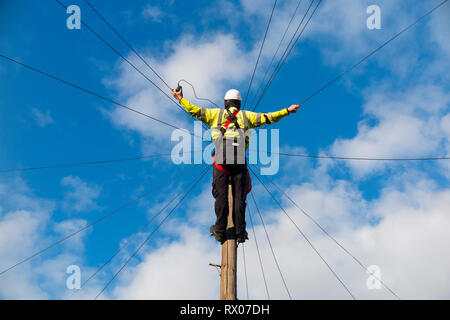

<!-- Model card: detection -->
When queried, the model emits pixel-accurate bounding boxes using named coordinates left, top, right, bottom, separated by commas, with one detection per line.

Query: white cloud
left=31, top=108, right=54, bottom=128
left=296, top=1, right=450, bottom=178
left=105, top=0, right=348, bottom=150
left=428, top=3, right=450, bottom=59
left=0, top=178, right=87, bottom=299
left=104, top=0, right=349, bottom=151
left=142, top=5, right=164, bottom=23
left=61, top=176, right=101, bottom=213
left=304, top=0, right=425, bottom=66
left=105, top=33, right=252, bottom=152
left=113, top=225, right=220, bottom=299
left=439, top=113, right=450, bottom=176
left=328, top=83, right=450, bottom=176
left=53, top=219, right=88, bottom=251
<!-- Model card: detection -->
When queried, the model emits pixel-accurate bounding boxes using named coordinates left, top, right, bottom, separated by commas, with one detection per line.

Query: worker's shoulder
left=206, top=107, right=222, bottom=113
left=241, top=109, right=257, bottom=116
left=204, top=108, right=222, bottom=120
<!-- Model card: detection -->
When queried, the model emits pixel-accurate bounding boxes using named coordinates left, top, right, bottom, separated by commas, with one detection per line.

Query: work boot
left=236, top=230, right=249, bottom=244
left=210, top=225, right=225, bottom=244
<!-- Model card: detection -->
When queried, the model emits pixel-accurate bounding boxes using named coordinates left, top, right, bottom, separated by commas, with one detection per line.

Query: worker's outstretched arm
left=246, top=104, right=300, bottom=129
left=170, top=87, right=216, bottom=126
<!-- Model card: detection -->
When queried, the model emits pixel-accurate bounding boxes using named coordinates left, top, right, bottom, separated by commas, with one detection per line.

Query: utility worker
left=171, top=87, right=300, bottom=244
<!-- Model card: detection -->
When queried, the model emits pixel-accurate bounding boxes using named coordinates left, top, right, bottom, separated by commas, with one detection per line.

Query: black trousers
left=212, top=164, right=248, bottom=236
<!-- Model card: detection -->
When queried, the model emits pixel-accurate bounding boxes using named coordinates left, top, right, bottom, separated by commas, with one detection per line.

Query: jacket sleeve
left=246, top=108, right=290, bottom=129
left=179, top=98, right=218, bottom=127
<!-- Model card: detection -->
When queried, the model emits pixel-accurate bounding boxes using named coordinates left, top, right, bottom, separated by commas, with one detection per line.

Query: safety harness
left=212, top=108, right=247, bottom=175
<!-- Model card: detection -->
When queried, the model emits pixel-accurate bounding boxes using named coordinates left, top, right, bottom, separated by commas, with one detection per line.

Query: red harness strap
left=212, top=110, right=240, bottom=175
left=213, top=153, right=230, bottom=175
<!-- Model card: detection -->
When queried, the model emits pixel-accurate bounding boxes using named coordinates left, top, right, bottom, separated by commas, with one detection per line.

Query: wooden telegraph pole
left=220, top=180, right=237, bottom=300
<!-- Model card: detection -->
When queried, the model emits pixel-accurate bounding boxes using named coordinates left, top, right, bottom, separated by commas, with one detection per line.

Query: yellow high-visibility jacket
left=179, top=98, right=290, bottom=148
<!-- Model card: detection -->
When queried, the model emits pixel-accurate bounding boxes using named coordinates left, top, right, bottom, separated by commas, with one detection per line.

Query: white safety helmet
left=224, top=89, right=242, bottom=101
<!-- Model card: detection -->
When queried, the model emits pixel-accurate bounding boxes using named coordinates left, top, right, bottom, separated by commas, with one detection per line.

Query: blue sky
left=0, top=0, right=449, bottom=299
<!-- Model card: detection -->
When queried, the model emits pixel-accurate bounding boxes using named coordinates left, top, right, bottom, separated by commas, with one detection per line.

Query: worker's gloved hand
left=287, top=104, right=301, bottom=114
left=170, top=87, right=183, bottom=101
